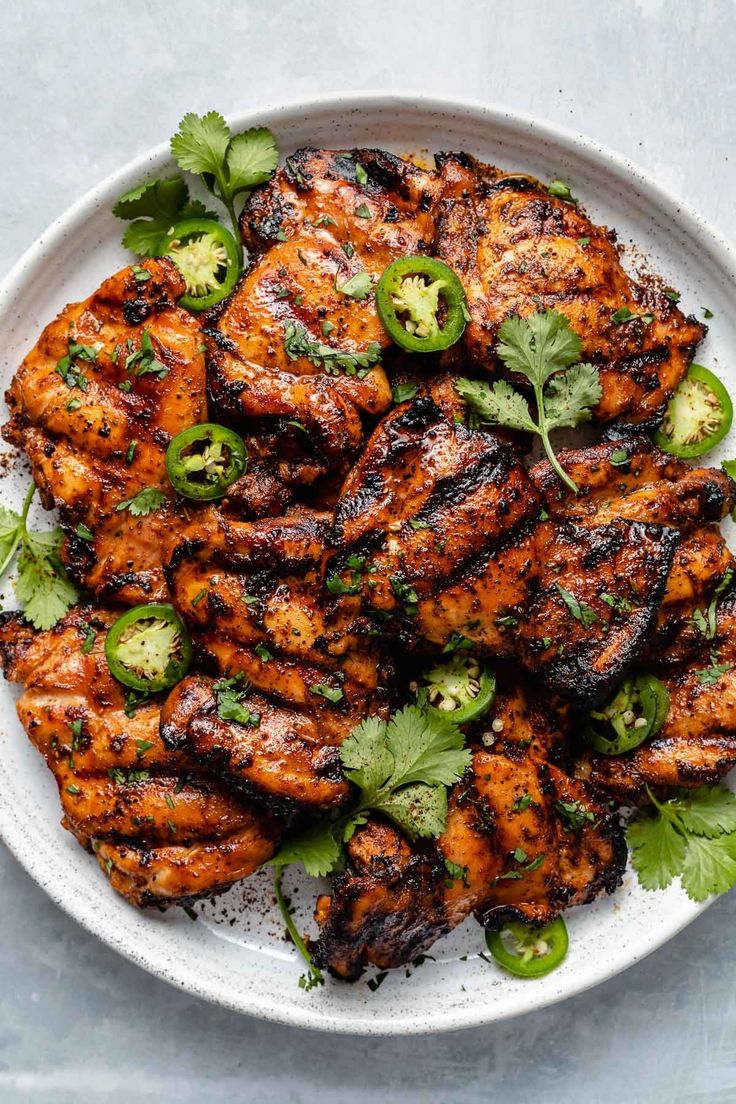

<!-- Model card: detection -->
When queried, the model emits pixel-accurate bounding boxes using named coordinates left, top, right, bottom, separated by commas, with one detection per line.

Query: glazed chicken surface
left=208, top=148, right=439, bottom=483
left=3, top=259, right=207, bottom=604
left=0, top=607, right=280, bottom=906
left=162, top=505, right=392, bottom=806
left=529, top=438, right=736, bottom=795
left=330, top=396, right=680, bottom=706
left=2, top=139, right=735, bottom=984
left=433, top=152, right=706, bottom=428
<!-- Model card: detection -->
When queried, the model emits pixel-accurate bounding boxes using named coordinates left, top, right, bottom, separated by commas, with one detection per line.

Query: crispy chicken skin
left=0, top=608, right=279, bottom=906
left=164, top=506, right=392, bottom=802
left=208, top=148, right=438, bottom=478
left=313, top=739, right=625, bottom=979
left=3, top=260, right=206, bottom=604
left=434, top=153, right=706, bottom=428
left=332, top=397, right=678, bottom=705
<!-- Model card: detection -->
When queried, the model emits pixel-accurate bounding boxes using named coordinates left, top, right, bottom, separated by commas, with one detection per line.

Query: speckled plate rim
left=0, top=90, right=734, bottom=1035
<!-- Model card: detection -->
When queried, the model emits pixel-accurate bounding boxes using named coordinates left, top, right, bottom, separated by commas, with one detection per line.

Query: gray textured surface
left=1, top=1, right=735, bottom=1099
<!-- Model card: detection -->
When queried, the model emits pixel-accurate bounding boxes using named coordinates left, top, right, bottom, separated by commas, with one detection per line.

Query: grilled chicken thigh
left=530, top=437, right=736, bottom=795
left=0, top=608, right=279, bottom=905
left=163, top=506, right=392, bottom=806
left=3, top=260, right=206, bottom=604
left=434, top=153, right=706, bottom=428
left=331, top=397, right=678, bottom=705
left=313, top=679, right=625, bottom=979
left=208, top=148, right=438, bottom=479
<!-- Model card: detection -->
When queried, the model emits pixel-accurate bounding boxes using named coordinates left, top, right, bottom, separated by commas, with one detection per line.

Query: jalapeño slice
left=654, top=364, right=733, bottom=459
left=105, top=604, right=192, bottom=692
left=159, top=218, right=240, bottom=311
left=485, top=917, right=569, bottom=979
left=583, top=672, right=669, bottom=756
left=376, top=256, right=469, bottom=353
left=166, top=423, right=247, bottom=501
left=419, top=654, right=496, bottom=724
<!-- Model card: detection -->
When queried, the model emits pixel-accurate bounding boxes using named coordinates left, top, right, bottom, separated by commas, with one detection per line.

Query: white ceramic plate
left=1, top=92, right=735, bottom=1036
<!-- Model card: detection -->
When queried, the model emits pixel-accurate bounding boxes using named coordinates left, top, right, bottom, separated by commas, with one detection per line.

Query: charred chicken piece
left=530, top=435, right=736, bottom=660
left=331, top=398, right=678, bottom=706
left=576, top=586, right=736, bottom=796
left=3, top=260, right=207, bottom=604
left=530, top=438, right=736, bottom=795
left=0, top=608, right=279, bottom=906
left=161, top=675, right=350, bottom=810
left=208, top=148, right=439, bottom=477
left=164, top=506, right=392, bottom=805
left=434, top=153, right=706, bottom=428
left=313, top=742, right=625, bottom=979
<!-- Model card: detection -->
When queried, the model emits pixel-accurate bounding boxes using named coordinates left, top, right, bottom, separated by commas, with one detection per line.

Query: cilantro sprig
left=170, top=112, right=278, bottom=264
left=0, top=484, right=78, bottom=630
left=456, top=310, right=601, bottom=493
left=114, top=111, right=279, bottom=267
left=627, top=785, right=736, bottom=901
left=268, top=704, right=472, bottom=986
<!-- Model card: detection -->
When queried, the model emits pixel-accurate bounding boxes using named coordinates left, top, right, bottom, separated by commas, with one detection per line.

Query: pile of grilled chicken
left=2, top=147, right=735, bottom=982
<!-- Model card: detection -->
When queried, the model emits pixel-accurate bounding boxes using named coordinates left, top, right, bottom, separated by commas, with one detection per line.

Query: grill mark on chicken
left=2, top=259, right=206, bottom=605
left=163, top=506, right=392, bottom=805
left=433, top=153, right=706, bottom=429
left=332, top=400, right=678, bottom=705
left=527, top=438, right=736, bottom=795
left=161, top=674, right=350, bottom=811
left=0, top=608, right=280, bottom=906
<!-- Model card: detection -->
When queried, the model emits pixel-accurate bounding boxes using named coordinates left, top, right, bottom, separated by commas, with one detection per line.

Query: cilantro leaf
left=627, top=815, right=686, bottom=891
left=456, top=311, right=600, bottom=494
left=375, top=783, right=448, bottom=840
left=226, top=127, right=280, bottom=194
left=113, top=176, right=214, bottom=257
left=269, top=819, right=343, bottom=878
left=382, top=705, right=471, bottom=790
left=171, top=111, right=231, bottom=177
left=556, top=583, right=597, bottom=628
left=0, top=506, right=22, bottom=576
left=664, top=786, right=736, bottom=840
left=0, top=485, right=78, bottom=630
left=340, top=715, right=395, bottom=795
left=115, top=487, right=166, bottom=517
left=695, top=662, right=732, bottom=686
left=112, top=176, right=190, bottom=221
left=215, top=682, right=260, bottom=727
left=335, top=271, right=373, bottom=300
left=16, top=529, right=78, bottom=630
left=283, top=321, right=382, bottom=377
left=544, top=362, right=602, bottom=430
left=680, top=834, right=736, bottom=902
left=496, top=310, right=582, bottom=387
left=455, top=378, right=536, bottom=434
left=121, top=222, right=173, bottom=259
left=392, top=381, right=418, bottom=404
left=272, top=704, right=470, bottom=879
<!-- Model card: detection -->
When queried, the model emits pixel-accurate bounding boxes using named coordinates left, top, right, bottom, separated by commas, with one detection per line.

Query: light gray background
left=1, top=1, right=735, bottom=1100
